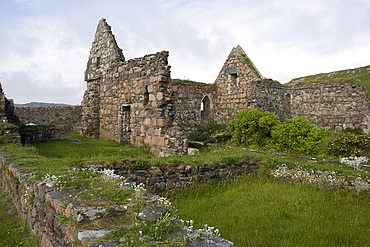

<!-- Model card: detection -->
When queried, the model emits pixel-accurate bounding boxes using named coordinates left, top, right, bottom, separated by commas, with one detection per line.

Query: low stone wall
left=107, top=159, right=259, bottom=194
left=19, top=125, right=65, bottom=144
left=0, top=153, right=258, bottom=246
left=15, top=106, right=82, bottom=133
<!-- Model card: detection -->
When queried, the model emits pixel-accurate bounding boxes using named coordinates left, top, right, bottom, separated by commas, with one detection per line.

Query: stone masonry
left=81, top=19, right=188, bottom=156
left=8, top=18, right=369, bottom=153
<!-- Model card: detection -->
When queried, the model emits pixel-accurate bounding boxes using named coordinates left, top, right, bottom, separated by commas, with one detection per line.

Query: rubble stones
left=138, top=206, right=169, bottom=221
left=187, top=236, right=235, bottom=247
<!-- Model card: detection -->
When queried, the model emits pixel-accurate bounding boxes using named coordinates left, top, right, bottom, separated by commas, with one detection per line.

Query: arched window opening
left=201, top=95, right=212, bottom=122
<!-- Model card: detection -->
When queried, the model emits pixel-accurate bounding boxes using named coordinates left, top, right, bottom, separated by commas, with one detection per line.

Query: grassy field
left=1, top=133, right=370, bottom=246
left=2, top=133, right=367, bottom=180
left=167, top=175, right=370, bottom=247
left=0, top=192, right=38, bottom=247
left=287, top=65, right=370, bottom=98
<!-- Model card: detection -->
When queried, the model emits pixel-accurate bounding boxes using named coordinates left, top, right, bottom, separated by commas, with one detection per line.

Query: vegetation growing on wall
left=241, top=53, right=262, bottom=79
left=287, top=65, right=370, bottom=99
left=171, top=78, right=207, bottom=85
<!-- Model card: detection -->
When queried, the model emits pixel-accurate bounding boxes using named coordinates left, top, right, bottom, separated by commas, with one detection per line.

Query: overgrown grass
left=167, top=174, right=370, bottom=247
left=287, top=65, right=370, bottom=99
left=0, top=192, right=38, bottom=247
left=2, top=133, right=367, bottom=180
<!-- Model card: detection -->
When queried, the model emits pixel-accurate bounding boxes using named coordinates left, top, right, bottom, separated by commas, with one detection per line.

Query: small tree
left=271, top=116, right=326, bottom=155
left=229, top=109, right=280, bottom=146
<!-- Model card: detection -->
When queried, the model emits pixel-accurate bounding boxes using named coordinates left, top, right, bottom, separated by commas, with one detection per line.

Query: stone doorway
left=201, top=95, right=213, bottom=124
left=119, top=105, right=131, bottom=144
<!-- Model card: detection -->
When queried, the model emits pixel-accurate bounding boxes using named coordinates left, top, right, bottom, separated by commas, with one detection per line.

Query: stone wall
left=0, top=153, right=256, bottom=246
left=291, top=82, right=370, bottom=134
left=213, top=46, right=263, bottom=125
left=15, top=106, right=82, bottom=133
left=251, top=80, right=292, bottom=122
left=81, top=18, right=188, bottom=156
left=108, top=159, right=258, bottom=194
left=0, top=81, right=17, bottom=124
left=171, top=81, right=216, bottom=132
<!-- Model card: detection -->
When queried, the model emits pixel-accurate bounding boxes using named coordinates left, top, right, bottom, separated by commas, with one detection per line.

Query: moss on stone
left=171, top=79, right=207, bottom=85
left=287, top=65, right=370, bottom=99
left=241, top=53, right=262, bottom=79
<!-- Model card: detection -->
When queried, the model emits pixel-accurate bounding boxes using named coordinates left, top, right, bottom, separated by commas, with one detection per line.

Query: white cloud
left=0, top=0, right=369, bottom=104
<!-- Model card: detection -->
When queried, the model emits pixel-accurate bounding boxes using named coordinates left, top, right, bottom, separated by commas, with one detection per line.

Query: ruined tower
left=81, top=19, right=188, bottom=156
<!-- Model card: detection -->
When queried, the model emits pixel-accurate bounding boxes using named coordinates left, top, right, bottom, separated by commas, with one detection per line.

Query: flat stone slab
left=187, top=236, right=235, bottom=247
left=138, top=206, right=169, bottom=221
left=78, top=230, right=113, bottom=243
left=90, top=240, right=125, bottom=247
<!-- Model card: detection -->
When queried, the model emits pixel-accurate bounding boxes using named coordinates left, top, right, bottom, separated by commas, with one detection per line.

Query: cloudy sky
left=1, top=0, right=369, bottom=104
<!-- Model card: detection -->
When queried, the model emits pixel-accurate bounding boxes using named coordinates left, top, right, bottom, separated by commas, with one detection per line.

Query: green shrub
left=327, top=133, right=370, bottom=157
left=229, top=109, right=280, bottom=146
left=211, top=128, right=232, bottom=143
left=271, top=116, right=326, bottom=155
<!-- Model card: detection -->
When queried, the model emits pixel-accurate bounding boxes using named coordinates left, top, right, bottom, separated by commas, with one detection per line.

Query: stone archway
left=201, top=95, right=213, bottom=124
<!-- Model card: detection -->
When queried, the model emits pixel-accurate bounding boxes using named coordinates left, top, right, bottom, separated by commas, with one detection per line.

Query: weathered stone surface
left=188, top=148, right=199, bottom=155
left=90, top=241, right=125, bottom=247
left=187, top=236, right=235, bottom=247
left=15, top=106, right=82, bottom=134
left=77, top=230, right=113, bottom=243
left=80, top=18, right=188, bottom=156
left=138, top=206, right=169, bottom=221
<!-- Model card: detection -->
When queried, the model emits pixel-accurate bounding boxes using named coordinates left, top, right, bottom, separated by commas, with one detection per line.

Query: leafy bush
left=229, top=109, right=280, bottom=146
left=271, top=116, right=326, bottom=155
left=211, top=128, right=232, bottom=143
left=328, top=133, right=370, bottom=157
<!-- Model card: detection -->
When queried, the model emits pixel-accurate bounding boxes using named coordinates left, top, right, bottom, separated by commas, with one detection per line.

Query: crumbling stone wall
left=0, top=81, right=17, bottom=124
left=171, top=81, right=216, bottom=132
left=80, top=20, right=370, bottom=148
left=81, top=18, right=187, bottom=156
left=15, top=106, right=82, bottom=133
left=211, top=46, right=292, bottom=125
left=291, top=82, right=370, bottom=134
left=213, top=46, right=263, bottom=124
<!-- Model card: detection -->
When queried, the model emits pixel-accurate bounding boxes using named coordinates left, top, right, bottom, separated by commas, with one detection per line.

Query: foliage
left=328, top=133, right=370, bottom=157
left=0, top=193, right=39, bottom=247
left=271, top=116, right=326, bottom=155
left=171, top=79, right=207, bottom=85
left=167, top=174, right=370, bottom=247
left=56, top=201, right=71, bottom=225
left=229, top=109, right=280, bottom=146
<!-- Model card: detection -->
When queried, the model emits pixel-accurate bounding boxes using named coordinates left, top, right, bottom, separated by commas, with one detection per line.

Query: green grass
left=167, top=175, right=370, bottom=247
left=171, top=78, right=207, bottom=85
left=2, top=133, right=367, bottom=180
left=0, top=193, right=38, bottom=247
left=287, top=65, right=370, bottom=98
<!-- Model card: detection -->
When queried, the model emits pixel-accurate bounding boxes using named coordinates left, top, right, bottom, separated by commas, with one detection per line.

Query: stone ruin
left=4, top=18, right=369, bottom=156
left=79, top=18, right=370, bottom=156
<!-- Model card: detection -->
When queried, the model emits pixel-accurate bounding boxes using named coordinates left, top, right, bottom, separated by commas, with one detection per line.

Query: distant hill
left=14, top=102, right=71, bottom=107
left=287, top=65, right=370, bottom=98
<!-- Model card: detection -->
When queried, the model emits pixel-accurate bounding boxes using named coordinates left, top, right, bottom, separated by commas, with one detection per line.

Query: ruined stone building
left=0, top=81, right=17, bottom=124
left=12, top=18, right=370, bottom=156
